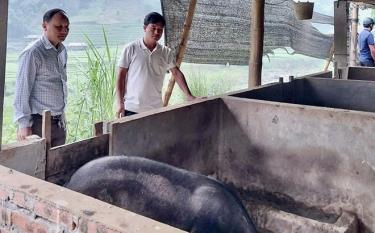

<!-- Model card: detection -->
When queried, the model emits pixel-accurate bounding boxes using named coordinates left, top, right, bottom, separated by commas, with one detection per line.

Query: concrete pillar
left=349, top=3, right=359, bottom=67
left=334, top=1, right=350, bottom=70
left=0, top=0, right=9, bottom=149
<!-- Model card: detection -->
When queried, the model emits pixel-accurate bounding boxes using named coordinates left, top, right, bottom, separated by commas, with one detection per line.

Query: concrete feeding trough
left=231, top=77, right=375, bottom=113
left=339, top=66, right=375, bottom=81
left=0, top=76, right=375, bottom=232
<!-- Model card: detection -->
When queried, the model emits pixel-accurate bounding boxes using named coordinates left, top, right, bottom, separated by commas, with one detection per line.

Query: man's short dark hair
left=144, top=12, right=166, bottom=26
left=43, top=8, right=68, bottom=22
left=363, top=17, right=374, bottom=28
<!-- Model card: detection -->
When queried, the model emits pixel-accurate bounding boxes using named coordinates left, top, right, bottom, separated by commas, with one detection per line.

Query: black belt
left=32, top=114, right=62, bottom=121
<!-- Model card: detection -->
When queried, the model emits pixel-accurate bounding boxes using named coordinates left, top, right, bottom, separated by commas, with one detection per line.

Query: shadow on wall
left=217, top=99, right=340, bottom=224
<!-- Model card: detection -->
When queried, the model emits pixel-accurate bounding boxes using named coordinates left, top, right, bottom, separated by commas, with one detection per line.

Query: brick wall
left=0, top=165, right=185, bottom=233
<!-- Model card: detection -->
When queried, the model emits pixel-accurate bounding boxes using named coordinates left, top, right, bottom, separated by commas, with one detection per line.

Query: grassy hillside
left=8, top=0, right=161, bottom=39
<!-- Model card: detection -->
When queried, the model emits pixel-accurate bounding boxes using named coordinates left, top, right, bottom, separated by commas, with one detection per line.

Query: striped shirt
left=13, top=35, right=67, bottom=128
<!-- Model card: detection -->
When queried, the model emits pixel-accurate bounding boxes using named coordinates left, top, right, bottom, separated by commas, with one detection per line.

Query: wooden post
left=349, top=3, right=359, bottom=66
left=249, top=0, right=265, bottom=88
left=0, top=0, right=9, bottom=149
left=42, top=110, right=51, bottom=150
left=163, top=0, right=197, bottom=107
left=94, top=121, right=104, bottom=136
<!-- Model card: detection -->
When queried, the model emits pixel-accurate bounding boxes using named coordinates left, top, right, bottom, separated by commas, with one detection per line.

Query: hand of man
left=186, top=95, right=207, bottom=101
left=186, top=95, right=196, bottom=101
left=17, top=127, right=32, bottom=141
left=116, top=102, right=125, bottom=118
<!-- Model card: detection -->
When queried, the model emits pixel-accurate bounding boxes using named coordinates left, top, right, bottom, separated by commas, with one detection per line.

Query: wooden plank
left=163, top=0, right=197, bottom=107
left=0, top=0, right=9, bottom=149
left=46, top=134, right=109, bottom=185
left=249, top=0, right=265, bottom=87
left=42, top=110, right=51, bottom=150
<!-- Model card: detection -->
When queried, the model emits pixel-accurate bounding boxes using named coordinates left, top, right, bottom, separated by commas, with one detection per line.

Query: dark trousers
left=125, top=110, right=138, bottom=116
left=31, top=114, right=66, bottom=147
left=360, top=61, right=375, bottom=67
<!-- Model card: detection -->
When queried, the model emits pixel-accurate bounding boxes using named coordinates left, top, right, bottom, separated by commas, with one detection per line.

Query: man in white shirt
left=13, top=9, right=69, bottom=146
left=115, top=12, right=196, bottom=117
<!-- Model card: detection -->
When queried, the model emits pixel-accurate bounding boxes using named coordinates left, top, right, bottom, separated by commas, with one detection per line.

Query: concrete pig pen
left=0, top=77, right=374, bottom=232
left=340, top=66, right=375, bottom=81
left=0, top=135, right=186, bottom=232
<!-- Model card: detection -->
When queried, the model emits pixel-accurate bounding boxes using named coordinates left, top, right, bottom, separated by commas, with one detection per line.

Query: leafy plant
left=67, top=27, right=118, bottom=142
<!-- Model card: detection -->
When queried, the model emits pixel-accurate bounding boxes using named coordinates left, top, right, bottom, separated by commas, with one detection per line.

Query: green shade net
left=161, top=0, right=333, bottom=65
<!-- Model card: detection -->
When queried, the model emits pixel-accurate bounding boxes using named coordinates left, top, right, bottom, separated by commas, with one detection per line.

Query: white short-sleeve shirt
left=118, top=39, right=176, bottom=113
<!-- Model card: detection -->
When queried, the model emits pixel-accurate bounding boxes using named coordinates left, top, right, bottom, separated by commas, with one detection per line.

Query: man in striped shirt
left=13, top=9, right=70, bottom=147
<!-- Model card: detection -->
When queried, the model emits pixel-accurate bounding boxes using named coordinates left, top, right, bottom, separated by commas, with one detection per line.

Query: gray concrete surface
left=299, top=70, right=332, bottom=79
left=232, top=78, right=375, bottom=113
left=0, top=136, right=46, bottom=179
left=346, top=66, right=375, bottom=81
left=249, top=203, right=357, bottom=233
left=110, top=99, right=220, bottom=175
left=109, top=79, right=375, bottom=232
left=46, top=134, right=109, bottom=185
left=219, top=96, right=375, bottom=232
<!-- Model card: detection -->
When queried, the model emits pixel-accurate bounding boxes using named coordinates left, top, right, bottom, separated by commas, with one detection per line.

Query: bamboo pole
left=163, top=0, right=197, bottom=107
left=323, top=43, right=334, bottom=71
left=0, top=0, right=9, bottom=149
left=349, top=3, right=359, bottom=66
left=249, top=0, right=265, bottom=88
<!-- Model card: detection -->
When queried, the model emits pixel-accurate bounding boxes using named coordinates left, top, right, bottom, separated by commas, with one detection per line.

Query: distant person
left=358, top=17, right=375, bottom=67
left=13, top=8, right=70, bottom=147
left=115, top=12, right=196, bottom=117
